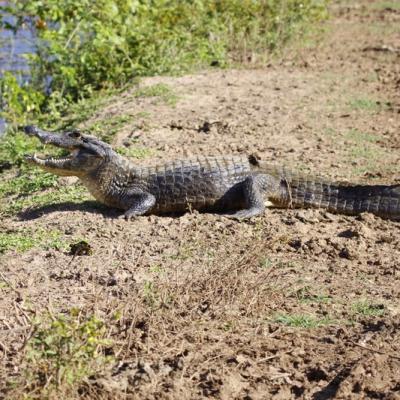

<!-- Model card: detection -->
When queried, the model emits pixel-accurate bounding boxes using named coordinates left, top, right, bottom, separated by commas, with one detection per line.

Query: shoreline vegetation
left=0, top=1, right=328, bottom=131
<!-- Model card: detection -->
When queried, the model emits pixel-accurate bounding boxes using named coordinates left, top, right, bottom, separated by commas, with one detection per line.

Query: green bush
left=21, top=310, right=112, bottom=397
left=0, top=0, right=328, bottom=123
left=0, top=72, right=45, bottom=125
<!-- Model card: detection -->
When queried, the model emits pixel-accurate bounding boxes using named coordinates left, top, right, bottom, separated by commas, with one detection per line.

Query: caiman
left=23, top=125, right=400, bottom=220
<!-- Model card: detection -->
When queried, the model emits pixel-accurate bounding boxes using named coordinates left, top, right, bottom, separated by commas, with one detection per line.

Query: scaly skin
left=23, top=126, right=400, bottom=220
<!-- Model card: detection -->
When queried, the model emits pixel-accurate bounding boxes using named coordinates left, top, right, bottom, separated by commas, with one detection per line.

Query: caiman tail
left=282, top=176, right=400, bottom=220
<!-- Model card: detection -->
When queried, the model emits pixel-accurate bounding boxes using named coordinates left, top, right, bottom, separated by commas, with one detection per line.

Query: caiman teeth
left=46, top=156, right=72, bottom=163
left=31, top=153, right=72, bottom=163
left=32, top=153, right=46, bottom=165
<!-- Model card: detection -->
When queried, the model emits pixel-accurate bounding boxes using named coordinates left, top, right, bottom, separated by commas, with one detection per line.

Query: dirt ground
left=1, top=0, right=400, bottom=398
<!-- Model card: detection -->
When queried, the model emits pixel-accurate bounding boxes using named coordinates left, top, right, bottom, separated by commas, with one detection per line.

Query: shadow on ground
left=18, top=201, right=116, bottom=220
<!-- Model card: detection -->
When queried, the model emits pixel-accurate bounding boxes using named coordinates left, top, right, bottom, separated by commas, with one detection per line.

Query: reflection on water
left=0, top=118, right=6, bottom=133
left=0, top=1, right=35, bottom=71
left=0, top=1, right=36, bottom=135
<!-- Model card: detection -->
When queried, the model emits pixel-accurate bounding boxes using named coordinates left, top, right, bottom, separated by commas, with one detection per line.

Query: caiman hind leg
left=121, top=189, right=156, bottom=220
left=227, top=175, right=265, bottom=219
left=227, top=174, right=282, bottom=219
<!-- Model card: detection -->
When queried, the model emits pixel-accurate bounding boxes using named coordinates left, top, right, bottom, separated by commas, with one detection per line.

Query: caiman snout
left=24, top=125, right=40, bottom=135
left=23, top=125, right=57, bottom=145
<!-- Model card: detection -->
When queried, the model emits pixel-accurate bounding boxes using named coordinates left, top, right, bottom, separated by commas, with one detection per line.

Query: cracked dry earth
left=1, top=1, right=400, bottom=399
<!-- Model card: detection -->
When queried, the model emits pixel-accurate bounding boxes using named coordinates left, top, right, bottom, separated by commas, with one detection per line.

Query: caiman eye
left=69, top=130, right=81, bottom=138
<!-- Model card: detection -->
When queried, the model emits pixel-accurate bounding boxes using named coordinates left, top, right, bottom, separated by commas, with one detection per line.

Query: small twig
left=17, top=325, right=36, bottom=352
left=363, top=45, right=400, bottom=54
left=14, top=302, right=33, bottom=325
left=0, top=271, right=21, bottom=298
left=0, top=340, right=9, bottom=355
left=63, top=20, right=82, bottom=50
left=257, top=354, right=281, bottom=363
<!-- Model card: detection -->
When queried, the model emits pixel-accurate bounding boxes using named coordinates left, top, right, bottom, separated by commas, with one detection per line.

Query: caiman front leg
left=121, top=189, right=156, bottom=220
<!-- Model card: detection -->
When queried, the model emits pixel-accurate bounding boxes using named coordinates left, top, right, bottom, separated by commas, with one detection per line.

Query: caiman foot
left=121, top=191, right=156, bottom=220
left=225, top=207, right=265, bottom=220
left=122, top=209, right=145, bottom=220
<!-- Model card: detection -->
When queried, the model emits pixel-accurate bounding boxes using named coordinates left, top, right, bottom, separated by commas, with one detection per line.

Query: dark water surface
left=0, top=1, right=36, bottom=134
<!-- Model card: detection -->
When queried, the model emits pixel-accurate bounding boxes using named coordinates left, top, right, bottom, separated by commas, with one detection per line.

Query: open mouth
left=24, top=125, right=82, bottom=165
left=27, top=149, right=79, bottom=165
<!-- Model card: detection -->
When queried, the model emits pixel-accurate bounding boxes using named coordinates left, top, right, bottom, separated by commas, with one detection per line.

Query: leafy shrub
left=19, top=310, right=113, bottom=397
left=0, top=129, right=46, bottom=166
left=0, top=0, right=328, bottom=122
left=0, top=72, right=44, bottom=125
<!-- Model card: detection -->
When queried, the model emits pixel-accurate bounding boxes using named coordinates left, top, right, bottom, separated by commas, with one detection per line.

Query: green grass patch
left=273, top=313, right=333, bottom=328
left=371, top=1, right=400, bottom=10
left=342, top=129, right=390, bottom=176
left=19, top=310, right=112, bottom=397
left=0, top=228, right=66, bottom=254
left=116, top=146, right=153, bottom=159
left=43, top=89, right=116, bottom=131
left=348, top=146, right=382, bottom=167
left=324, top=128, right=400, bottom=179
left=0, top=170, right=58, bottom=198
left=295, top=286, right=332, bottom=303
left=0, top=184, right=89, bottom=216
left=259, top=258, right=274, bottom=269
left=366, top=22, right=399, bottom=35
left=344, top=128, right=379, bottom=144
left=149, top=264, right=165, bottom=274
left=259, top=258, right=298, bottom=270
left=134, top=83, right=179, bottom=106
left=86, top=114, right=135, bottom=143
left=351, top=300, right=385, bottom=318
left=348, top=98, right=389, bottom=112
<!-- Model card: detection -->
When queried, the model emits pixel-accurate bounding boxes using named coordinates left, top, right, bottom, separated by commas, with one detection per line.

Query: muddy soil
left=1, top=1, right=400, bottom=398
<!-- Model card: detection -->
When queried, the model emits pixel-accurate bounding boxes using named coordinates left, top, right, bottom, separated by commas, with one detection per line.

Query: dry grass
left=2, top=214, right=399, bottom=399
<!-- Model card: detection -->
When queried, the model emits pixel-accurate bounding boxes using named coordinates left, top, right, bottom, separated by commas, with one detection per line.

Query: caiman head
left=24, top=125, right=115, bottom=177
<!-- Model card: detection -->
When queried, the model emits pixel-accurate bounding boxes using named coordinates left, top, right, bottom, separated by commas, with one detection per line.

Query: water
left=0, top=1, right=36, bottom=135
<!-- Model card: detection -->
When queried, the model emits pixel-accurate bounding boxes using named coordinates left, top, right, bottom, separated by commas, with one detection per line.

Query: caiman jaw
left=23, top=125, right=108, bottom=177
left=25, top=149, right=80, bottom=175
left=27, top=149, right=79, bottom=166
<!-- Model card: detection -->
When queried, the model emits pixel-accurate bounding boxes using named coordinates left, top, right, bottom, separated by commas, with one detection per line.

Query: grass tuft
left=116, top=144, right=153, bottom=159
left=371, top=1, right=400, bottom=10
left=134, top=83, right=179, bottom=106
left=343, top=129, right=391, bottom=176
left=273, top=313, right=334, bottom=328
left=295, top=286, right=332, bottom=303
left=351, top=300, right=385, bottom=318
left=0, top=184, right=88, bottom=216
left=348, top=98, right=389, bottom=112
left=0, top=228, right=66, bottom=254
left=85, top=114, right=134, bottom=143
left=0, top=170, right=58, bottom=198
